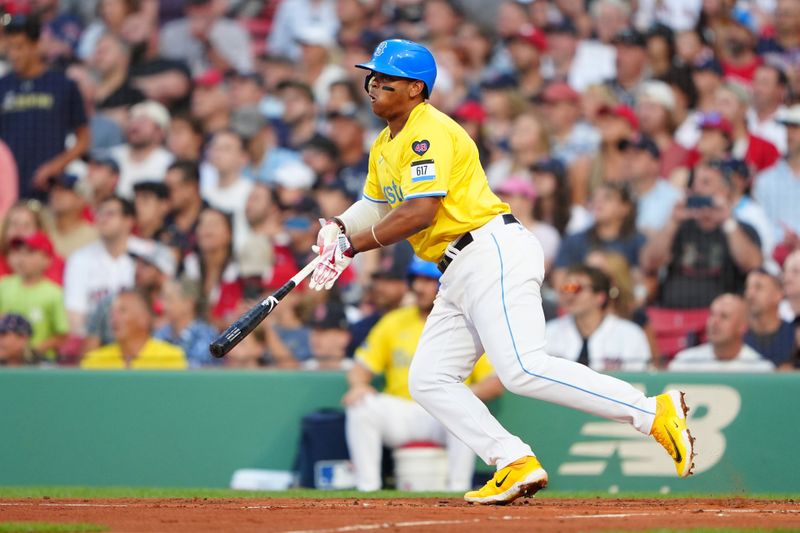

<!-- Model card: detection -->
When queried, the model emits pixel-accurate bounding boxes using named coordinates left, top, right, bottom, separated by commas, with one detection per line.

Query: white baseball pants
left=345, top=392, right=476, bottom=491
left=408, top=216, right=657, bottom=470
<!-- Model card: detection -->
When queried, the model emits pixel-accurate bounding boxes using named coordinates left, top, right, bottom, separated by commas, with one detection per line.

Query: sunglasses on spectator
left=558, top=282, right=594, bottom=295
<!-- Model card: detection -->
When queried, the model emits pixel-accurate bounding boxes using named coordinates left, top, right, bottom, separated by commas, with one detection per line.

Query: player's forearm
left=347, top=361, right=374, bottom=388
left=349, top=197, right=439, bottom=253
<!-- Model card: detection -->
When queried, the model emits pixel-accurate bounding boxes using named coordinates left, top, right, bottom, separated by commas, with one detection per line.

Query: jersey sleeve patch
left=410, top=159, right=436, bottom=183
left=412, top=139, right=430, bottom=156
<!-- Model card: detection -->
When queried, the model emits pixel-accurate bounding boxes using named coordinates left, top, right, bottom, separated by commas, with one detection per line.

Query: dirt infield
left=2, top=497, right=799, bottom=532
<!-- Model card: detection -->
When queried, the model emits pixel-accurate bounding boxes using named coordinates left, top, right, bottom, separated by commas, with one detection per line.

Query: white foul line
left=283, top=519, right=480, bottom=533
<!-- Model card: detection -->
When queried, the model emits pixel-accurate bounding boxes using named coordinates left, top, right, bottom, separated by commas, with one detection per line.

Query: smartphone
left=686, top=195, right=714, bottom=209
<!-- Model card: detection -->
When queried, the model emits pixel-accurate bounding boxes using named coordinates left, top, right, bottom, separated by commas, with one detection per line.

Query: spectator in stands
left=677, top=58, right=723, bottom=148
left=81, top=289, right=186, bottom=369
left=780, top=249, right=800, bottom=322
left=743, top=268, right=796, bottom=367
left=619, top=134, right=681, bottom=235
left=202, top=130, right=254, bottom=249
left=717, top=21, right=760, bottom=84
left=756, top=0, right=800, bottom=94
left=541, top=82, right=599, bottom=173
left=668, top=293, right=775, bottom=372
left=182, top=207, right=241, bottom=329
left=587, top=104, right=639, bottom=196
left=635, top=80, right=689, bottom=179
left=495, top=177, right=560, bottom=272
left=268, top=0, right=338, bottom=62
left=191, top=69, right=231, bottom=135
left=159, top=0, right=253, bottom=76
left=155, top=277, right=218, bottom=368
left=344, top=257, right=503, bottom=492
left=278, top=80, right=325, bottom=150
left=641, top=160, right=763, bottom=308
left=64, top=62, right=126, bottom=152
left=554, top=181, right=645, bottom=286
left=487, top=111, right=550, bottom=187
left=110, top=100, right=174, bottom=199
left=167, top=115, right=205, bottom=162
left=274, top=161, right=316, bottom=210
left=754, top=105, right=800, bottom=247
left=89, top=31, right=144, bottom=121
left=711, top=83, right=780, bottom=172
left=0, top=15, right=89, bottom=199
left=748, top=64, right=789, bottom=154
left=0, top=141, right=19, bottom=218
left=132, top=181, right=169, bottom=241
left=64, top=196, right=136, bottom=336
left=302, top=136, right=341, bottom=190
left=546, top=264, right=651, bottom=371
left=262, top=288, right=311, bottom=367
left=239, top=183, right=280, bottom=276
left=304, top=300, right=352, bottom=371
left=161, top=160, right=206, bottom=260
left=0, top=201, right=64, bottom=285
left=606, top=29, right=648, bottom=108
left=85, top=156, right=120, bottom=214
left=78, top=0, right=143, bottom=61
left=296, top=25, right=347, bottom=107
left=0, top=314, right=35, bottom=366
left=328, top=109, right=369, bottom=200
left=46, top=174, right=98, bottom=258
left=0, top=232, right=68, bottom=360
left=506, top=26, right=547, bottom=101
left=225, top=326, right=266, bottom=369
left=531, top=158, right=591, bottom=237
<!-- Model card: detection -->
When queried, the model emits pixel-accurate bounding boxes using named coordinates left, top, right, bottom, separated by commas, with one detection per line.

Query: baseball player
left=345, top=257, right=503, bottom=491
left=310, top=39, right=695, bottom=504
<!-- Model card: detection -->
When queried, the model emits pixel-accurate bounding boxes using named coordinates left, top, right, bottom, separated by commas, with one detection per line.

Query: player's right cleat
left=651, top=390, right=695, bottom=477
left=464, top=455, right=548, bottom=505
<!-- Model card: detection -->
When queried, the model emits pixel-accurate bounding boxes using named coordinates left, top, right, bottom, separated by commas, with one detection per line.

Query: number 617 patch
left=410, top=159, right=436, bottom=183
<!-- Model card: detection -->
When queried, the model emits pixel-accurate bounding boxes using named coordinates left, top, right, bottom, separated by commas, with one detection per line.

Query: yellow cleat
left=464, top=455, right=548, bottom=505
left=651, top=390, right=696, bottom=477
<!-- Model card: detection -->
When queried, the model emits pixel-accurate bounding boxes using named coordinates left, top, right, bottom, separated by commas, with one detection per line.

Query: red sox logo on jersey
left=412, top=139, right=430, bottom=156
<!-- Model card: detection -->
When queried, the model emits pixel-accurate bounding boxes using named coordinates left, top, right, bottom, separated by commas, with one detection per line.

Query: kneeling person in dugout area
left=343, top=257, right=504, bottom=491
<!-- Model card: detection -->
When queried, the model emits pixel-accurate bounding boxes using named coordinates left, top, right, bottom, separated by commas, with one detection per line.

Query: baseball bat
left=209, top=255, right=323, bottom=358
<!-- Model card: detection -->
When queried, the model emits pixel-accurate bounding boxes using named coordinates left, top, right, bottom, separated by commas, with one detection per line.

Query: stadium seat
left=646, top=307, right=710, bottom=360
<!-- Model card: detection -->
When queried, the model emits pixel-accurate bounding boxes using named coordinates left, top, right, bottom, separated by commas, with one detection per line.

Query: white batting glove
left=310, top=233, right=356, bottom=291
left=315, top=218, right=342, bottom=253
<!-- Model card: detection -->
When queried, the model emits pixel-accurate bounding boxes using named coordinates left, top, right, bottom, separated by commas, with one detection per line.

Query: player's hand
left=310, top=233, right=356, bottom=291
left=315, top=219, right=341, bottom=253
left=342, top=383, right=377, bottom=407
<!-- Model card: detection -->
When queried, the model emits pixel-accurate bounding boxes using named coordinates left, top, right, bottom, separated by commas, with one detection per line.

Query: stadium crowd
left=1, top=0, right=799, bottom=372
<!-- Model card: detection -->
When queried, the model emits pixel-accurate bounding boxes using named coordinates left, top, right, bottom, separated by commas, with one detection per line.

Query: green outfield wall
left=0, top=369, right=797, bottom=493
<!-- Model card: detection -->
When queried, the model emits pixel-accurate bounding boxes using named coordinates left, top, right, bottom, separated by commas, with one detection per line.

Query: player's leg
left=407, top=295, right=534, bottom=468
left=441, top=425, right=478, bottom=491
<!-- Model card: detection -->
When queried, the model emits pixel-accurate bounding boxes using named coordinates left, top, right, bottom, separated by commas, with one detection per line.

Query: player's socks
left=464, top=455, right=548, bottom=505
left=650, top=390, right=695, bottom=477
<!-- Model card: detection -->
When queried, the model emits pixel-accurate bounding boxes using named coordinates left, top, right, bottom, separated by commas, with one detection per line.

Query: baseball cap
left=49, top=173, right=79, bottom=190
left=611, top=28, right=646, bottom=47
left=693, top=57, right=723, bottom=76
left=637, top=80, right=675, bottom=111
left=530, top=158, right=567, bottom=180
left=776, top=104, right=800, bottom=127
left=89, top=155, right=120, bottom=174
left=130, top=100, right=170, bottom=131
left=495, top=176, right=536, bottom=200
left=226, top=70, right=264, bottom=87
left=598, top=104, right=639, bottom=130
left=618, top=134, right=660, bottom=158
left=371, top=253, right=407, bottom=280
left=308, top=301, right=349, bottom=330
left=545, top=18, right=577, bottom=35
left=698, top=112, right=733, bottom=137
left=9, top=231, right=54, bottom=257
left=127, top=239, right=177, bottom=278
left=542, top=82, right=579, bottom=103
left=133, top=180, right=169, bottom=199
left=0, top=314, right=33, bottom=337
left=274, top=160, right=316, bottom=190
left=194, top=69, right=225, bottom=89
left=512, top=26, right=547, bottom=52
left=231, top=107, right=267, bottom=140
left=453, top=100, right=486, bottom=124
left=295, top=24, right=336, bottom=47
left=480, top=74, right=517, bottom=91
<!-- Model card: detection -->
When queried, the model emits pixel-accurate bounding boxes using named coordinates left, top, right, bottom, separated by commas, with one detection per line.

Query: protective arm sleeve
left=335, top=198, right=391, bottom=235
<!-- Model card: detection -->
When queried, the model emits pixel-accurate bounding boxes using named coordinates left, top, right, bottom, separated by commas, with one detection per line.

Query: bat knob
left=210, top=342, right=227, bottom=358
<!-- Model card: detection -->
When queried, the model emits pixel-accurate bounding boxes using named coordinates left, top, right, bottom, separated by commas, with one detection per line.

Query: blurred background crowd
left=1, top=0, right=800, bottom=372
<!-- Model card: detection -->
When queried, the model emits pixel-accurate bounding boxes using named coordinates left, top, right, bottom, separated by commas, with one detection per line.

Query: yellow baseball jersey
left=362, top=102, right=509, bottom=262
left=356, top=306, right=495, bottom=400
left=81, top=338, right=188, bottom=369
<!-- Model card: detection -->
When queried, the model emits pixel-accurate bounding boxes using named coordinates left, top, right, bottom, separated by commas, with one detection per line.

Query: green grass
left=0, top=487, right=798, bottom=500
left=0, top=523, right=107, bottom=533
left=609, top=530, right=799, bottom=533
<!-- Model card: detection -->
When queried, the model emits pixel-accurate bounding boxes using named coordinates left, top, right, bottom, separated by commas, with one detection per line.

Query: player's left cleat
left=464, top=455, right=548, bottom=505
left=650, top=390, right=695, bottom=477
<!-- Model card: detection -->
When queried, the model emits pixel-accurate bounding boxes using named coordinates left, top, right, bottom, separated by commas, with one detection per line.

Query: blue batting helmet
left=407, top=256, right=441, bottom=281
left=355, top=39, right=437, bottom=97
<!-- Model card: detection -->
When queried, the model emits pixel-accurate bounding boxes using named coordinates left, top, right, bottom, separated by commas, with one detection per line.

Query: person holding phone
left=641, top=160, right=764, bottom=308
